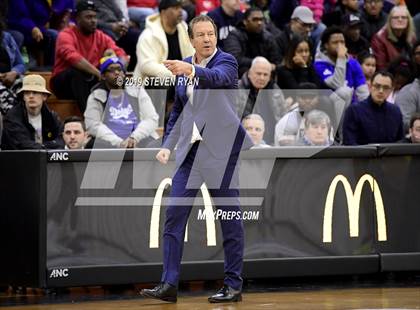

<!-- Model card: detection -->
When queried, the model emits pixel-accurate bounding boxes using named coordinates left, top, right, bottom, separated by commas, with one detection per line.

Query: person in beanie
left=1, top=74, right=64, bottom=150
left=84, top=56, right=159, bottom=148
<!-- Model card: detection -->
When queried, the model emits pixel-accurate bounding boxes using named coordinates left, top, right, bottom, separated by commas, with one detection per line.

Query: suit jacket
left=162, top=49, right=253, bottom=166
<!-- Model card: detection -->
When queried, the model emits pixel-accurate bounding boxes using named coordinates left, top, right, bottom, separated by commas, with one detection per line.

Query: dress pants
left=161, top=141, right=244, bottom=290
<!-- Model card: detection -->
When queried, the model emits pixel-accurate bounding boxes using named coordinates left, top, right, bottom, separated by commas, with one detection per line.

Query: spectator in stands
left=276, top=6, right=316, bottom=60
left=387, top=56, right=415, bottom=103
left=357, top=52, right=376, bottom=89
left=395, top=67, right=420, bottom=132
left=134, top=0, right=194, bottom=128
left=1, top=75, right=64, bottom=150
left=371, top=5, right=417, bottom=70
left=322, top=0, right=360, bottom=27
left=242, top=113, right=271, bottom=148
left=399, top=113, right=420, bottom=143
left=269, top=0, right=298, bottom=30
left=341, top=14, right=370, bottom=58
left=93, top=0, right=141, bottom=71
left=7, top=0, right=74, bottom=68
left=207, top=0, right=244, bottom=50
left=297, top=109, right=333, bottom=146
left=127, top=0, right=158, bottom=30
left=195, top=0, right=220, bottom=15
left=315, top=26, right=369, bottom=105
left=224, top=8, right=282, bottom=77
left=274, top=82, right=320, bottom=146
left=360, top=0, right=388, bottom=41
left=0, top=1, right=24, bottom=49
left=51, top=0, right=128, bottom=113
left=411, top=41, right=420, bottom=74
left=0, top=21, right=25, bottom=116
left=62, top=116, right=90, bottom=149
left=84, top=56, right=159, bottom=148
left=134, top=0, right=193, bottom=81
left=343, top=71, right=404, bottom=145
left=237, top=56, right=287, bottom=145
left=277, top=36, right=322, bottom=90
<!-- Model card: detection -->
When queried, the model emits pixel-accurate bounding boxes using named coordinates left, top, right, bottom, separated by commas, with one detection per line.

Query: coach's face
left=191, top=21, right=217, bottom=62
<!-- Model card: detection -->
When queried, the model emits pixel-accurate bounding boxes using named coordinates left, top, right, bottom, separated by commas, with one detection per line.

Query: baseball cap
left=341, top=14, right=363, bottom=27
left=291, top=6, right=316, bottom=24
left=75, top=0, right=97, bottom=15
left=159, top=0, right=183, bottom=11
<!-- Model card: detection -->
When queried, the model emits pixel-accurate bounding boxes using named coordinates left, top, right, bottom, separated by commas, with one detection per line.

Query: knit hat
left=99, top=56, right=125, bottom=74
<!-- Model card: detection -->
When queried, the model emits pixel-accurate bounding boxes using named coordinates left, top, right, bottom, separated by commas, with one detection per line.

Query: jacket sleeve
left=162, top=81, right=184, bottom=150
left=84, top=93, right=124, bottom=147
left=193, top=54, right=238, bottom=88
left=395, top=83, right=419, bottom=132
left=136, top=31, right=174, bottom=78
left=55, top=30, right=85, bottom=65
left=2, top=116, right=42, bottom=150
left=315, top=58, right=347, bottom=90
left=342, top=104, right=359, bottom=145
left=371, top=33, right=388, bottom=71
left=129, top=87, right=159, bottom=142
left=5, top=33, right=25, bottom=75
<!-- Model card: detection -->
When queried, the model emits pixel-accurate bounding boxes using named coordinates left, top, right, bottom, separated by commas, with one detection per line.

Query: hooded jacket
left=84, top=82, right=159, bottom=147
left=314, top=49, right=369, bottom=103
left=134, top=13, right=194, bottom=80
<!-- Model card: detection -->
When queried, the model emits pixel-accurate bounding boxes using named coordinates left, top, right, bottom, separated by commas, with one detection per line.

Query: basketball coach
left=140, top=14, right=253, bottom=303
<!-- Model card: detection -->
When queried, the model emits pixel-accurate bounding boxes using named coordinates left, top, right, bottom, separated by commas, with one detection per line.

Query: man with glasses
left=84, top=56, right=159, bottom=148
left=224, top=7, right=281, bottom=77
left=360, top=0, right=388, bottom=41
left=276, top=6, right=316, bottom=60
left=343, top=71, right=403, bottom=145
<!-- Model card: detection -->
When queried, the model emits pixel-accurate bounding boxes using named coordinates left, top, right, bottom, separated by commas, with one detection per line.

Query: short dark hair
left=188, top=15, right=218, bottom=38
left=244, top=7, right=262, bottom=20
left=63, top=116, right=86, bottom=131
left=372, top=70, right=394, bottom=83
left=320, top=26, right=345, bottom=47
left=409, top=113, right=420, bottom=129
left=357, top=51, right=376, bottom=65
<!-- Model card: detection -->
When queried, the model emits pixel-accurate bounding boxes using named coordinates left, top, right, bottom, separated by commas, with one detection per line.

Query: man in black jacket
left=224, top=7, right=281, bottom=77
left=1, top=74, right=63, bottom=150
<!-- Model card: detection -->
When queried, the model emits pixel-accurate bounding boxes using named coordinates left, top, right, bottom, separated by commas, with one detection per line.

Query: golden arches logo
left=323, top=174, right=387, bottom=243
left=149, top=178, right=217, bottom=248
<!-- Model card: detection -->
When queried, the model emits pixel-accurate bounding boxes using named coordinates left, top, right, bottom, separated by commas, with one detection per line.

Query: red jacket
left=371, top=27, right=415, bottom=70
left=127, top=0, right=157, bottom=9
left=52, top=25, right=127, bottom=78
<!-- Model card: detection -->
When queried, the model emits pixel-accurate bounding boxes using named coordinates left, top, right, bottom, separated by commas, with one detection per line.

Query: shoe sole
left=208, top=294, right=242, bottom=303
left=140, top=291, right=177, bottom=303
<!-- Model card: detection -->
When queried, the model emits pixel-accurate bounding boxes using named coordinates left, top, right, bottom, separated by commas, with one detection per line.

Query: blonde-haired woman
left=371, top=5, right=417, bottom=70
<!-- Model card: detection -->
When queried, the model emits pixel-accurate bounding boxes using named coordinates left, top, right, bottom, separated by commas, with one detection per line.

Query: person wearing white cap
left=1, top=74, right=64, bottom=150
left=276, top=6, right=316, bottom=61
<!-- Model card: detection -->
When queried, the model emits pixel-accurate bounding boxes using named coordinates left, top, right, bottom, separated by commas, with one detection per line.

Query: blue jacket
left=1, top=32, right=25, bottom=75
left=343, top=96, right=404, bottom=145
left=207, top=7, right=243, bottom=50
left=163, top=49, right=253, bottom=166
left=7, top=0, right=74, bottom=43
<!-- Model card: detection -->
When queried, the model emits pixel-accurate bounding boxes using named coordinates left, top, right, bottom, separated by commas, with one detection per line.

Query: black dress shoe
left=208, top=285, right=242, bottom=303
left=140, top=282, right=177, bottom=302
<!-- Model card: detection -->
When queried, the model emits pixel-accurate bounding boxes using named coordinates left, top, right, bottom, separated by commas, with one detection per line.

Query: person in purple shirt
left=7, top=0, right=74, bottom=67
left=343, top=71, right=404, bottom=145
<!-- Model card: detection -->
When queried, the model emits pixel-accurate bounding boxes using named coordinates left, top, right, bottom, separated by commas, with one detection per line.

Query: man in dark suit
left=140, top=14, right=253, bottom=303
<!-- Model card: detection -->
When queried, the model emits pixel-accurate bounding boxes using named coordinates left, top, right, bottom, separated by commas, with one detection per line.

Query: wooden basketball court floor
left=1, top=277, right=420, bottom=309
